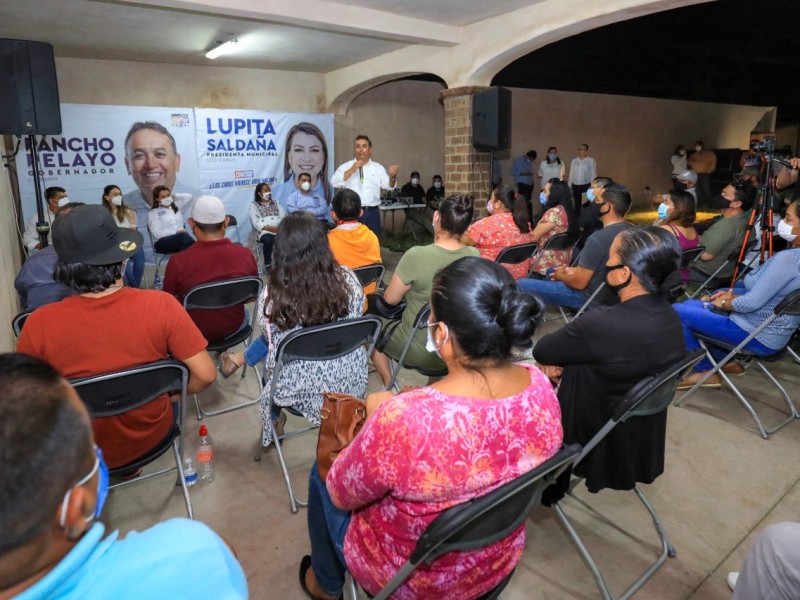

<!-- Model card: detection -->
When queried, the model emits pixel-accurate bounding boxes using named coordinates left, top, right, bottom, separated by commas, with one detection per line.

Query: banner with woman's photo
left=17, top=104, right=334, bottom=261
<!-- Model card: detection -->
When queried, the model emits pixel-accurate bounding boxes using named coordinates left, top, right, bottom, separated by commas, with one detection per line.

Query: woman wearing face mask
left=671, top=145, right=688, bottom=189
left=538, top=146, right=566, bottom=184
left=673, top=200, right=800, bottom=389
left=249, top=182, right=285, bottom=267
left=463, top=185, right=534, bottom=279
left=102, top=184, right=145, bottom=288
left=777, top=199, right=800, bottom=248
left=371, top=195, right=479, bottom=387
left=527, top=180, right=577, bottom=276
left=300, top=257, right=563, bottom=600
left=658, top=190, right=699, bottom=282
left=146, top=185, right=194, bottom=254
left=533, top=227, right=685, bottom=499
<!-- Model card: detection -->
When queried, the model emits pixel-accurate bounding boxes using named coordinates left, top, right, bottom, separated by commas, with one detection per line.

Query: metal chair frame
left=352, top=263, right=386, bottom=290
left=558, top=281, right=608, bottom=323
left=527, top=229, right=581, bottom=276
left=674, top=289, right=800, bottom=438
left=554, top=350, right=705, bottom=600
left=182, top=276, right=264, bottom=419
left=385, top=303, right=448, bottom=392
left=225, top=213, right=242, bottom=244
left=686, top=240, right=757, bottom=299
left=12, top=308, right=33, bottom=338
left=254, top=316, right=383, bottom=513
left=70, top=359, right=194, bottom=519
left=495, top=241, right=539, bottom=266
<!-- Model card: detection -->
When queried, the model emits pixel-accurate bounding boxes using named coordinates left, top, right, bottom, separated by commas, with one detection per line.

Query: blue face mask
left=59, top=445, right=109, bottom=529
left=586, top=187, right=595, bottom=202
left=539, top=191, right=548, bottom=205
left=657, top=202, right=670, bottom=220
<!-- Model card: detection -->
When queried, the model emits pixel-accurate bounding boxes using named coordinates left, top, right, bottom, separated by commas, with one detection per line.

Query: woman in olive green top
left=372, top=194, right=479, bottom=386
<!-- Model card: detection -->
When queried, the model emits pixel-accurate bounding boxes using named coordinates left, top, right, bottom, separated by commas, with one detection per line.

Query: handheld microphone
left=358, top=166, right=364, bottom=182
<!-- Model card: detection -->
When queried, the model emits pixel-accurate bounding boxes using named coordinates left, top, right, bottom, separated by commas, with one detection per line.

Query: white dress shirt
left=568, top=156, right=597, bottom=187
left=23, top=208, right=57, bottom=250
left=331, top=159, right=394, bottom=208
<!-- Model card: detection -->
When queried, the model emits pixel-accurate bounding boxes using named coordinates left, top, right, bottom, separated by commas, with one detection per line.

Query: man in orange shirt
left=328, top=189, right=382, bottom=295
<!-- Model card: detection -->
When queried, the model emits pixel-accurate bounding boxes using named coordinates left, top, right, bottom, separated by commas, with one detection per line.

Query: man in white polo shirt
left=331, top=134, right=399, bottom=235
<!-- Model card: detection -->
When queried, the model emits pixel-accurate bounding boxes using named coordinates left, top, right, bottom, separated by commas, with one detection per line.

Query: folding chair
left=182, top=276, right=263, bottom=419
left=352, top=263, right=385, bottom=290
left=674, top=290, right=800, bottom=439
left=554, top=349, right=705, bottom=600
left=225, top=214, right=242, bottom=244
left=254, top=316, right=382, bottom=513
left=557, top=281, right=608, bottom=324
left=687, top=240, right=756, bottom=299
left=495, top=241, right=539, bottom=266
left=528, top=229, right=581, bottom=276
left=367, top=444, right=582, bottom=600
left=70, top=359, right=194, bottom=519
left=12, top=308, right=33, bottom=337
left=148, top=225, right=177, bottom=290
left=384, top=303, right=448, bottom=392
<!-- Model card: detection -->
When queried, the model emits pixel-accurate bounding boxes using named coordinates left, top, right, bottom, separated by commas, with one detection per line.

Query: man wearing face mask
left=687, top=140, right=717, bottom=204
left=400, top=171, right=426, bottom=204
left=286, top=171, right=331, bottom=222
left=689, top=182, right=753, bottom=286
left=22, top=186, right=68, bottom=252
left=518, top=183, right=633, bottom=310
left=425, top=175, right=445, bottom=212
left=0, top=353, right=248, bottom=599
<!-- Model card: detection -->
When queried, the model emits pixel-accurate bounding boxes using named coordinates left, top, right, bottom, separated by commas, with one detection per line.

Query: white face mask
left=433, top=181, right=442, bottom=189
left=57, top=197, right=70, bottom=207
left=161, top=196, right=173, bottom=207
left=411, top=178, right=419, bottom=185
left=301, top=181, right=311, bottom=192
left=777, top=219, right=797, bottom=242
left=695, top=145, right=703, bottom=152
left=425, top=321, right=449, bottom=357
left=260, top=192, right=272, bottom=201
left=111, top=195, right=123, bottom=206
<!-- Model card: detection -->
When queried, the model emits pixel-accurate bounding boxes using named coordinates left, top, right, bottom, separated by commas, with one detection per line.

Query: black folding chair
left=495, top=241, right=538, bottom=266
left=70, top=359, right=194, bottom=519
left=675, top=290, right=800, bottom=439
left=183, top=276, right=263, bottom=419
left=12, top=308, right=33, bottom=337
left=225, top=214, right=242, bottom=243
left=384, top=303, right=448, bottom=392
left=254, top=316, right=382, bottom=513
left=528, top=229, right=581, bottom=276
left=553, top=350, right=705, bottom=600
left=367, top=444, right=582, bottom=600
left=352, top=263, right=386, bottom=291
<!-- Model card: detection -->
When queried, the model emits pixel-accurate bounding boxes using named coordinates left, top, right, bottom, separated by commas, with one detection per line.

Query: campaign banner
left=194, top=109, right=334, bottom=242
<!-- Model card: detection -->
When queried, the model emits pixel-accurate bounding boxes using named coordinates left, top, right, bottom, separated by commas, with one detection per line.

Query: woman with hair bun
left=533, top=226, right=686, bottom=498
left=372, top=194, right=479, bottom=386
left=300, top=256, right=563, bottom=600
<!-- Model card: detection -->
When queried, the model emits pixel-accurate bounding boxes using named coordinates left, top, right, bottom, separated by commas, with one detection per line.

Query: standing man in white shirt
left=331, top=135, right=398, bottom=235
left=568, top=144, right=597, bottom=218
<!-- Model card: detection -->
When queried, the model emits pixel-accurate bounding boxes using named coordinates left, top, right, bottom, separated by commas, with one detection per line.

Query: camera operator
left=776, top=156, right=800, bottom=201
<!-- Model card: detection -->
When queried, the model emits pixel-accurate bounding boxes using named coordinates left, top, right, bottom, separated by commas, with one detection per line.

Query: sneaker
left=727, top=571, right=739, bottom=590
left=676, top=371, right=722, bottom=390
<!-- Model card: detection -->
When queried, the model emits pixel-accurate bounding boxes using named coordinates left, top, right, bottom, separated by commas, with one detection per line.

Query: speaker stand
left=27, top=135, right=50, bottom=249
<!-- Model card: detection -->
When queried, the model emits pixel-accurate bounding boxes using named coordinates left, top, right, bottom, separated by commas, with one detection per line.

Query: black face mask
left=710, top=194, right=732, bottom=209
left=604, top=264, right=632, bottom=293
left=597, top=202, right=612, bottom=216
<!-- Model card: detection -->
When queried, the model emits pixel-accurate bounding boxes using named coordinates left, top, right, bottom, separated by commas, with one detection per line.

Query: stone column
left=440, top=86, right=492, bottom=216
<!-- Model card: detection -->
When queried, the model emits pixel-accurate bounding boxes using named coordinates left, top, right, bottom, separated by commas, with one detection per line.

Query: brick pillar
left=440, top=86, right=492, bottom=217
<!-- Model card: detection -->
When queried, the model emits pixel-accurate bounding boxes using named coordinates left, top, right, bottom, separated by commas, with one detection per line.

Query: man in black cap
left=17, top=204, right=217, bottom=471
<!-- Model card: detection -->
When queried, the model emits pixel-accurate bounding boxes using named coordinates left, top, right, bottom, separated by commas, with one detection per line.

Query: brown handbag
left=316, top=392, right=368, bottom=482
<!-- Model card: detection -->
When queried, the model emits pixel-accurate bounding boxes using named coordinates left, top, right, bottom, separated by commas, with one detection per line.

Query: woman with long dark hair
left=255, top=211, right=366, bottom=446
left=658, top=189, right=699, bottom=281
left=538, top=145, right=566, bottom=183
left=463, top=184, right=534, bottom=279
left=101, top=184, right=145, bottom=287
left=272, top=122, right=331, bottom=209
left=248, top=182, right=285, bottom=267
left=146, top=185, right=194, bottom=253
left=528, top=179, right=575, bottom=276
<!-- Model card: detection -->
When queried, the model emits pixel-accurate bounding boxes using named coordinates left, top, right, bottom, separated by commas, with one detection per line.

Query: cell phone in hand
left=709, top=306, right=732, bottom=316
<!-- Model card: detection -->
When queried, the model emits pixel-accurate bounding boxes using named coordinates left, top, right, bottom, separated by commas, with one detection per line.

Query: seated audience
left=658, top=190, right=699, bottom=282
left=371, top=194, right=478, bottom=387
left=518, top=183, right=633, bottom=310
left=674, top=169, right=698, bottom=204
left=256, top=212, right=366, bottom=447
left=425, top=174, right=445, bottom=213
left=0, top=353, right=247, bottom=599
left=300, top=257, right=563, bottom=600
left=577, top=176, right=614, bottom=243
left=533, top=226, right=686, bottom=498
left=147, top=185, right=195, bottom=254
left=327, top=189, right=382, bottom=295
left=463, top=185, right=534, bottom=279
left=17, top=205, right=216, bottom=469
left=689, top=181, right=753, bottom=287
left=101, top=184, right=145, bottom=288
left=248, top=182, right=285, bottom=267
left=22, top=186, right=67, bottom=252
left=529, top=179, right=576, bottom=276
left=399, top=171, right=426, bottom=204
left=162, top=195, right=258, bottom=343
left=673, top=244, right=800, bottom=389
left=286, top=172, right=330, bottom=222
left=14, top=202, right=82, bottom=310
left=728, top=522, right=800, bottom=599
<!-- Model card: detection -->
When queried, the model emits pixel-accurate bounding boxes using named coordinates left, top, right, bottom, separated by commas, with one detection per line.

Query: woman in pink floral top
left=463, top=185, right=535, bottom=279
left=300, top=257, right=563, bottom=600
left=529, top=179, right=576, bottom=276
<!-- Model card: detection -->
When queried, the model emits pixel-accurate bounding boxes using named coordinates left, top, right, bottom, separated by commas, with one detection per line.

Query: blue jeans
left=307, top=461, right=351, bottom=597
left=124, top=246, right=146, bottom=288
left=243, top=335, right=268, bottom=366
left=672, top=299, right=777, bottom=371
left=517, top=278, right=587, bottom=309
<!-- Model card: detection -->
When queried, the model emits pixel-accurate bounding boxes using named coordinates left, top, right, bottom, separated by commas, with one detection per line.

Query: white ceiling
left=0, top=0, right=538, bottom=72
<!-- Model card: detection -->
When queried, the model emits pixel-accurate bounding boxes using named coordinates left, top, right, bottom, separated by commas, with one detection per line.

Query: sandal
left=220, top=352, right=243, bottom=378
left=299, top=555, right=342, bottom=600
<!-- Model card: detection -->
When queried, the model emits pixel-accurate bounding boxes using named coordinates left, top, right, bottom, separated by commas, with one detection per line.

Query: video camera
left=751, top=136, right=777, bottom=154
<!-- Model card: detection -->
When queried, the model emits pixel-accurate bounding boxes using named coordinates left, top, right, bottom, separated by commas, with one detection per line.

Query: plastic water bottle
left=183, top=458, right=198, bottom=487
left=196, top=425, right=215, bottom=483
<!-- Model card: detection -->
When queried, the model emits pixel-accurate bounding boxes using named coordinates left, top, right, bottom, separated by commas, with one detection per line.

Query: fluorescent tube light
left=206, top=38, right=238, bottom=60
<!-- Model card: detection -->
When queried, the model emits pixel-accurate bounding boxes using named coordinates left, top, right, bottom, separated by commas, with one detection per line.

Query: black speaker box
left=0, top=39, right=61, bottom=135
left=472, top=87, right=511, bottom=152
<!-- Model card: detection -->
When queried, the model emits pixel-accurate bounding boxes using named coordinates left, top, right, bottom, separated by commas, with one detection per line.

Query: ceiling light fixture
left=205, top=38, right=239, bottom=60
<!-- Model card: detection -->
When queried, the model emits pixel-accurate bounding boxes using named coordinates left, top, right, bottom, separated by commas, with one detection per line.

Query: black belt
left=364, top=206, right=380, bottom=211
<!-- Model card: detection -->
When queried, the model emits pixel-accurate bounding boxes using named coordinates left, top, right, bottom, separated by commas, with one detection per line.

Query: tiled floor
left=106, top=252, right=800, bottom=599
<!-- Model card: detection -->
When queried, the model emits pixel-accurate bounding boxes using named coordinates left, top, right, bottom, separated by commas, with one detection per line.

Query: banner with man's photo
left=17, top=104, right=334, bottom=261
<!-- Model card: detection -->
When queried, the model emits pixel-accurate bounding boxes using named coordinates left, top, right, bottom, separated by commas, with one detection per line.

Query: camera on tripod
left=751, top=136, right=776, bottom=154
